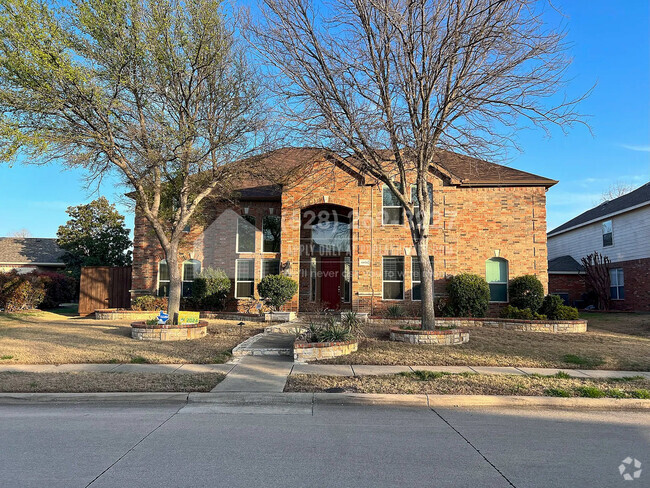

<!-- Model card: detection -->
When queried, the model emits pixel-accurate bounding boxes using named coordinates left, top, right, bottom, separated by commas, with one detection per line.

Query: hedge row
left=0, top=271, right=76, bottom=312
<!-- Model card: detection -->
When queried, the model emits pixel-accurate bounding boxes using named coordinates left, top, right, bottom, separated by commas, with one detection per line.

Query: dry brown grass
left=318, top=312, right=650, bottom=370
left=0, top=310, right=263, bottom=364
left=0, top=372, right=223, bottom=392
left=285, top=373, right=650, bottom=398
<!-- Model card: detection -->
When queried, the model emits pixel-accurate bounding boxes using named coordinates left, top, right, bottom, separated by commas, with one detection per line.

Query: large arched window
left=182, top=259, right=201, bottom=297
left=157, top=260, right=170, bottom=297
left=486, top=258, right=508, bottom=302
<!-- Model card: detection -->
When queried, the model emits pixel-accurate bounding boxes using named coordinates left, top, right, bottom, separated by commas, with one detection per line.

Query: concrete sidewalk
left=2, top=362, right=649, bottom=379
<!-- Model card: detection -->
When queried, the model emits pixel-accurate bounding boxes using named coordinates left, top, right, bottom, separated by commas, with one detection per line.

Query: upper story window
left=311, top=220, right=351, bottom=253
left=486, top=257, right=508, bottom=303
left=236, top=215, right=256, bottom=253
left=602, top=220, right=613, bottom=247
left=262, top=215, right=281, bottom=253
left=383, top=256, right=404, bottom=300
left=182, top=259, right=201, bottom=297
left=609, top=268, right=624, bottom=300
left=382, top=184, right=404, bottom=225
left=411, top=183, right=434, bottom=225
left=157, top=259, right=169, bottom=297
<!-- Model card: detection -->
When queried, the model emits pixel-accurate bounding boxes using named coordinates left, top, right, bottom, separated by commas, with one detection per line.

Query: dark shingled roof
left=237, top=147, right=556, bottom=199
left=549, top=182, right=650, bottom=236
left=548, top=255, right=584, bottom=273
left=0, top=238, right=65, bottom=264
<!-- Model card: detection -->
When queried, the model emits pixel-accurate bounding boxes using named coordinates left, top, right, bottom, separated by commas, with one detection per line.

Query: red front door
left=320, top=258, right=341, bottom=310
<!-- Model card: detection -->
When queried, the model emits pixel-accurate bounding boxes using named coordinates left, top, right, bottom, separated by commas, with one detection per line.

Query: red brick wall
left=609, top=258, right=650, bottom=312
left=131, top=156, right=550, bottom=315
left=548, top=273, right=586, bottom=305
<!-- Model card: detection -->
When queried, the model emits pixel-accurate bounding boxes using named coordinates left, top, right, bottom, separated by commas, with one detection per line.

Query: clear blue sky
left=0, top=0, right=648, bottom=237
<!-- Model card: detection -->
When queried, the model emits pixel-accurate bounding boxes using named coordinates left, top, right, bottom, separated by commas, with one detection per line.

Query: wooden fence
left=78, top=266, right=132, bottom=315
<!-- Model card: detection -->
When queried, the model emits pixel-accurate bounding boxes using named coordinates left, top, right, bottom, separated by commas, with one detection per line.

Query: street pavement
left=0, top=399, right=648, bottom=487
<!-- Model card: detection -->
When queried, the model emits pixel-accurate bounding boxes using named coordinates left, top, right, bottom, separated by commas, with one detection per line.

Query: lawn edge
left=1, top=391, right=648, bottom=410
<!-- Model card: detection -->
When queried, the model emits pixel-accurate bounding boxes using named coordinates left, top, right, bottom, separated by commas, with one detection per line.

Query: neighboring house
left=131, top=147, right=556, bottom=315
left=0, top=237, right=66, bottom=274
left=548, top=182, right=650, bottom=311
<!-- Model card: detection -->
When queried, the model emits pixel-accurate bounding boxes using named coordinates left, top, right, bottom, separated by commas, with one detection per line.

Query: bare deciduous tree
left=0, top=0, right=268, bottom=321
left=8, top=229, right=32, bottom=238
left=250, top=0, right=588, bottom=328
left=599, top=182, right=635, bottom=203
left=581, top=251, right=610, bottom=310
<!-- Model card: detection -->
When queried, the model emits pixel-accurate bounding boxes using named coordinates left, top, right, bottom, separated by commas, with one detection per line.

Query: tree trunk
left=165, top=246, right=182, bottom=325
left=415, top=236, right=436, bottom=330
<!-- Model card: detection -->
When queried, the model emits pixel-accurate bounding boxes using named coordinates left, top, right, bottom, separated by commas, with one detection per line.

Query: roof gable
left=549, top=182, right=650, bottom=236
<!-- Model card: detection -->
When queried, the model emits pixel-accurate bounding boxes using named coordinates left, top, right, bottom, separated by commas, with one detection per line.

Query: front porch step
left=231, top=332, right=295, bottom=358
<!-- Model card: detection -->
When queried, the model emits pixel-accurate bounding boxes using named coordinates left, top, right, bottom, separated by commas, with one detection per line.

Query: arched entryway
left=299, top=204, right=353, bottom=311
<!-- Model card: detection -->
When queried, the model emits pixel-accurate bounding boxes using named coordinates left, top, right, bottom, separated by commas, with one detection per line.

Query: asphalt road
left=0, top=400, right=648, bottom=487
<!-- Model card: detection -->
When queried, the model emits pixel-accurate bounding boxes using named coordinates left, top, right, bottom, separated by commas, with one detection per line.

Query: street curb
left=0, top=392, right=190, bottom=404
left=424, top=394, right=650, bottom=410
left=0, top=392, right=648, bottom=410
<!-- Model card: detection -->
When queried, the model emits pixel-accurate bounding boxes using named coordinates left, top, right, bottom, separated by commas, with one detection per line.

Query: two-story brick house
left=131, top=147, right=556, bottom=315
left=548, top=182, right=650, bottom=311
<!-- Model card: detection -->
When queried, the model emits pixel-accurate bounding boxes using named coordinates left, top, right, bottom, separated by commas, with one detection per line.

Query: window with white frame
left=486, top=257, right=508, bottom=302
left=610, top=268, right=624, bottom=300
left=411, top=256, right=434, bottom=301
left=602, top=220, right=613, bottom=247
left=157, top=260, right=170, bottom=297
left=182, top=259, right=201, bottom=297
left=235, top=259, right=255, bottom=298
left=383, top=256, right=404, bottom=300
left=261, top=259, right=280, bottom=279
left=411, top=183, right=433, bottom=225
left=382, top=184, right=403, bottom=225
left=236, top=215, right=256, bottom=253
left=262, top=215, right=281, bottom=252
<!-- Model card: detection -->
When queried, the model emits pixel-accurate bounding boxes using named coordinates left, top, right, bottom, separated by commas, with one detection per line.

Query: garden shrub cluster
left=0, top=270, right=76, bottom=312
left=500, top=305, right=546, bottom=320
left=257, top=274, right=298, bottom=311
left=131, top=295, right=168, bottom=311
left=446, top=273, right=490, bottom=317
left=501, top=277, right=579, bottom=320
left=192, top=267, right=231, bottom=311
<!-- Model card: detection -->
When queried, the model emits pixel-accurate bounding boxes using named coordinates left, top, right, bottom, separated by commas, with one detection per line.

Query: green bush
left=508, top=275, right=544, bottom=312
left=446, top=273, right=490, bottom=317
left=556, top=305, right=579, bottom=320
left=539, top=294, right=564, bottom=319
left=257, top=274, right=298, bottom=310
left=500, top=305, right=546, bottom=320
left=192, top=267, right=231, bottom=310
left=385, top=305, right=406, bottom=318
left=131, top=295, right=168, bottom=311
left=32, top=271, right=77, bottom=309
left=0, top=271, right=46, bottom=312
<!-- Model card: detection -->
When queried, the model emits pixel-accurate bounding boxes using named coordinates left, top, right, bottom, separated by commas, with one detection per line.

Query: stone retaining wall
left=294, top=340, right=358, bottom=362
left=95, top=309, right=158, bottom=321
left=372, top=317, right=587, bottom=333
left=130, top=321, right=208, bottom=341
left=389, top=328, right=470, bottom=345
left=200, top=312, right=265, bottom=322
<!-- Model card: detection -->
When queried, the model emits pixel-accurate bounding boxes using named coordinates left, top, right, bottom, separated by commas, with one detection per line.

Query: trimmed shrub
left=446, top=273, right=490, bottom=317
left=508, top=275, right=545, bottom=312
left=556, top=305, right=579, bottom=320
left=500, top=305, right=547, bottom=320
left=257, top=275, right=298, bottom=311
left=131, top=295, right=168, bottom=311
left=539, top=294, right=564, bottom=319
left=192, top=267, right=231, bottom=311
left=0, top=271, right=46, bottom=312
left=31, top=271, right=76, bottom=309
left=385, top=305, right=406, bottom=318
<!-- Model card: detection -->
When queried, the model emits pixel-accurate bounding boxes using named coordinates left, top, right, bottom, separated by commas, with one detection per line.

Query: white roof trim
left=548, top=201, right=650, bottom=238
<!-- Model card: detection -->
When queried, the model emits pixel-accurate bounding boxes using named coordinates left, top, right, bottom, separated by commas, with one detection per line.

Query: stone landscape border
left=373, top=316, right=587, bottom=333
left=130, top=320, right=208, bottom=341
left=95, top=309, right=265, bottom=322
left=389, top=328, right=470, bottom=345
left=294, top=340, right=358, bottom=362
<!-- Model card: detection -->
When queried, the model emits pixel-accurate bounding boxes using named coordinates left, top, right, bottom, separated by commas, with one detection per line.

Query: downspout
left=370, top=183, right=375, bottom=317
